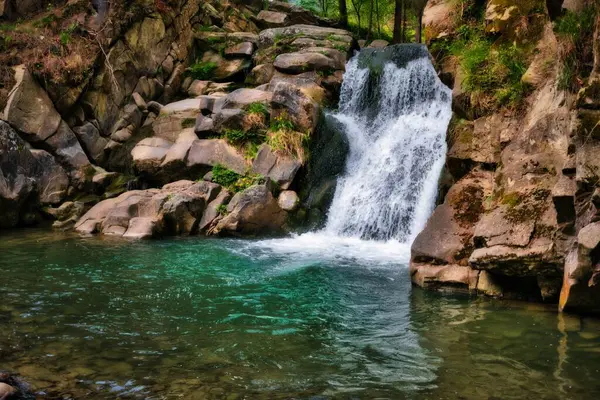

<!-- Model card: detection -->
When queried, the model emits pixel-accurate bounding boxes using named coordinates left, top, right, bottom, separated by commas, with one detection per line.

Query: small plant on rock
left=268, top=113, right=307, bottom=162
left=245, top=102, right=269, bottom=117
left=211, top=164, right=241, bottom=187
left=216, top=204, right=229, bottom=216
left=188, top=61, right=217, bottom=80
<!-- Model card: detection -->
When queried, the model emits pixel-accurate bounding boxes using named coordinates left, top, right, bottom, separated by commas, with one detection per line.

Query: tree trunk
left=367, top=0, right=374, bottom=42
left=416, top=10, right=423, bottom=43
left=376, top=0, right=381, bottom=37
left=393, top=0, right=403, bottom=44
left=338, top=0, right=348, bottom=28
left=401, top=0, right=406, bottom=43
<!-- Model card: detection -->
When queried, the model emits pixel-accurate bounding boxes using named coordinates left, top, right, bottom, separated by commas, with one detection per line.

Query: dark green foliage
left=210, top=165, right=265, bottom=193
left=188, top=61, right=218, bottom=80
left=211, top=165, right=241, bottom=187
left=223, top=129, right=265, bottom=147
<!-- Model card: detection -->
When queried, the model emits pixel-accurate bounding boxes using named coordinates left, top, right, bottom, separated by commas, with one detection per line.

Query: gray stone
left=131, top=137, right=173, bottom=175
left=278, top=190, right=299, bottom=211
left=45, top=121, right=91, bottom=169
left=73, top=122, right=109, bottom=164
left=251, top=144, right=301, bottom=189
left=195, top=114, right=215, bottom=137
left=3, top=66, right=61, bottom=142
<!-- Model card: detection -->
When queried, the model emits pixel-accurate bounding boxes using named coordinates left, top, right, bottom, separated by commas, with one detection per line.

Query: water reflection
left=1, top=230, right=600, bottom=399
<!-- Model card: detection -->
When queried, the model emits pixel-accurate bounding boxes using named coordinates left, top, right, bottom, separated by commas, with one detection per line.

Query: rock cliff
left=0, top=0, right=356, bottom=237
left=413, top=0, right=600, bottom=314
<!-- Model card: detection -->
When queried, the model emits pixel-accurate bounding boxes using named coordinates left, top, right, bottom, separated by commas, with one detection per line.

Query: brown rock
left=248, top=64, right=275, bottom=86
left=367, top=40, right=388, bottom=48
left=270, top=81, right=319, bottom=133
left=188, top=80, right=210, bottom=97
left=410, top=262, right=479, bottom=293
left=222, top=88, right=273, bottom=110
left=75, top=180, right=222, bottom=238
left=224, top=42, right=255, bottom=57
left=274, top=52, right=336, bottom=74
left=256, top=10, right=290, bottom=28
left=0, top=382, right=16, bottom=400
left=187, top=139, right=247, bottom=174
left=123, top=217, right=161, bottom=239
left=199, top=190, right=232, bottom=233
left=210, top=185, right=286, bottom=236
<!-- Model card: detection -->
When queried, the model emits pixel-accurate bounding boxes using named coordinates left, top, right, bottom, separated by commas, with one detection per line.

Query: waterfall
left=253, top=45, right=451, bottom=264
left=323, top=44, right=452, bottom=243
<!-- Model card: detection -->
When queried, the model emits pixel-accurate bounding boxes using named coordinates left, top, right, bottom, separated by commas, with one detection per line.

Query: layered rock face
left=414, top=0, right=600, bottom=313
left=0, top=0, right=355, bottom=237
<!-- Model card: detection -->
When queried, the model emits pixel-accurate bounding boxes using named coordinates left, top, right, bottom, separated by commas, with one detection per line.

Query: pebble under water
left=1, top=229, right=600, bottom=399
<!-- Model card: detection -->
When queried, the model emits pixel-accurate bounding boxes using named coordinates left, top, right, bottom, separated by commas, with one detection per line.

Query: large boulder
left=410, top=170, right=494, bottom=290
left=274, top=52, right=338, bottom=74
left=3, top=66, right=61, bottom=142
left=73, top=122, right=108, bottom=164
left=251, top=144, right=301, bottom=189
left=0, top=121, right=68, bottom=228
left=256, top=10, right=289, bottom=28
left=187, top=139, right=248, bottom=175
left=74, top=180, right=221, bottom=238
left=210, top=185, right=286, bottom=236
left=222, top=88, right=272, bottom=109
left=153, top=98, right=202, bottom=141
left=200, top=51, right=251, bottom=82
left=270, top=81, right=319, bottom=134
left=46, top=121, right=91, bottom=169
left=423, top=0, right=455, bottom=43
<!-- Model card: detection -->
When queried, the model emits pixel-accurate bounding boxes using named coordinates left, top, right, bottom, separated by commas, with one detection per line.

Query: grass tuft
left=188, top=61, right=217, bottom=80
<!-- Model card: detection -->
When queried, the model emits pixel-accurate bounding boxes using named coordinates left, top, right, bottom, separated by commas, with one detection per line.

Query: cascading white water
left=253, top=45, right=452, bottom=264
left=324, top=48, right=452, bottom=243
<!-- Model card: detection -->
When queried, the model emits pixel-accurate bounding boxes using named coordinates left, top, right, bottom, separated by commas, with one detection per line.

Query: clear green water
left=1, top=229, right=600, bottom=400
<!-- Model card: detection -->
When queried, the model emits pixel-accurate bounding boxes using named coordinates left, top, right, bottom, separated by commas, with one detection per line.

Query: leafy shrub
left=211, top=164, right=241, bottom=187
left=210, top=165, right=265, bottom=193
left=188, top=61, right=217, bottom=80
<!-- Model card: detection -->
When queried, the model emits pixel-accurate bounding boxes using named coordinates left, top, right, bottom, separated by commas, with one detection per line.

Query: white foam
left=247, top=233, right=410, bottom=268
